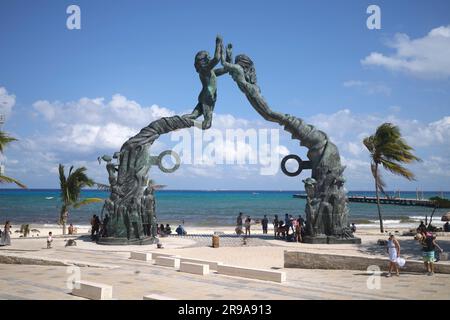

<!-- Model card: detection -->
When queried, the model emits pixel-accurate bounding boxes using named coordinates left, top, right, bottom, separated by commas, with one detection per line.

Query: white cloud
left=404, top=116, right=450, bottom=147
left=31, top=94, right=174, bottom=152
left=306, top=109, right=450, bottom=189
left=422, top=156, right=450, bottom=177
left=4, top=87, right=450, bottom=189
left=362, top=25, right=450, bottom=78
left=0, top=87, right=16, bottom=118
left=343, top=80, right=391, bottom=95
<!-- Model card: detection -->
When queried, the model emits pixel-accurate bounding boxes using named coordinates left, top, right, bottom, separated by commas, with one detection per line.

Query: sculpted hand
left=216, top=35, right=223, bottom=45
left=226, top=43, right=233, bottom=62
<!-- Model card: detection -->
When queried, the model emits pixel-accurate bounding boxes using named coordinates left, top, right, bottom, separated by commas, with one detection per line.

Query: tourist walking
left=176, top=224, right=187, bottom=235
left=236, top=212, right=243, bottom=235
left=421, top=233, right=444, bottom=276
left=294, top=219, right=302, bottom=243
left=165, top=224, right=172, bottom=235
left=417, top=221, right=427, bottom=234
left=284, top=214, right=291, bottom=236
left=0, top=221, right=11, bottom=246
left=47, top=232, right=53, bottom=249
left=386, top=233, right=401, bottom=277
left=298, top=215, right=305, bottom=227
left=68, top=224, right=74, bottom=235
left=244, top=216, right=251, bottom=236
left=351, top=223, right=356, bottom=233
left=444, top=222, right=450, bottom=232
left=278, top=220, right=286, bottom=239
left=261, top=215, right=268, bottom=234
left=90, top=215, right=96, bottom=240
left=273, top=215, right=279, bottom=239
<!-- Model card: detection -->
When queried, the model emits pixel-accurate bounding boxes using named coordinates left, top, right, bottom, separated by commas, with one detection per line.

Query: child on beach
left=386, top=233, right=401, bottom=277
left=47, top=232, right=53, bottom=249
left=421, top=233, right=444, bottom=276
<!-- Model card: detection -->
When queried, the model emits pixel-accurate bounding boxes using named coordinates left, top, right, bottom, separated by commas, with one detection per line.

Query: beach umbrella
left=441, top=212, right=450, bottom=222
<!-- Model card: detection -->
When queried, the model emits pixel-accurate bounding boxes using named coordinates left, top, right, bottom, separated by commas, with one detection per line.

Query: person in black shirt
left=273, top=215, right=279, bottom=239
left=235, top=212, right=243, bottom=235
left=422, top=234, right=444, bottom=276
left=417, top=221, right=427, bottom=234
left=261, top=215, right=269, bottom=234
left=165, top=224, right=172, bottom=235
left=444, top=222, right=450, bottom=232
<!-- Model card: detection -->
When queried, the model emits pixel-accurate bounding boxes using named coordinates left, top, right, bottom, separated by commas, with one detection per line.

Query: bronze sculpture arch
left=97, top=36, right=360, bottom=245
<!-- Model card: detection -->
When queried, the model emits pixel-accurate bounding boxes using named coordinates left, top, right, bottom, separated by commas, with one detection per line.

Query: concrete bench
left=180, top=257, right=222, bottom=271
left=217, top=264, right=286, bottom=283
left=180, top=262, right=209, bottom=275
left=143, top=294, right=177, bottom=300
left=72, top=281, right=113, bottom=300
left=150, top=252, right=179, bottom=260
left=129, top=252, right=152, bottom=261
left=154, top=256, right=180, bottom=268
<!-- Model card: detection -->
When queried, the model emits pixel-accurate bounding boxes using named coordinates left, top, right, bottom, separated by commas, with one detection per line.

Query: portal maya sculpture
left=97, top=36, right=360, bottom=245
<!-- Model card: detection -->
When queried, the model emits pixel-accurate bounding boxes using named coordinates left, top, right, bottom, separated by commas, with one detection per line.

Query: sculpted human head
left=235, top=54, right=257, bottom=84
left=194, top=51, right=210, bottom=72
left=302, top=178, right=317, bottom=199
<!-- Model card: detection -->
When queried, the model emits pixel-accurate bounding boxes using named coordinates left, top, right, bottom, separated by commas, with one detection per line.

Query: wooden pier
left=293, top=194, right=436, bottom=207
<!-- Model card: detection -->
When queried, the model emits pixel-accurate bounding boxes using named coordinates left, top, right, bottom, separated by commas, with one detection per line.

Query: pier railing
left=293, top=194, right=436, bottom=207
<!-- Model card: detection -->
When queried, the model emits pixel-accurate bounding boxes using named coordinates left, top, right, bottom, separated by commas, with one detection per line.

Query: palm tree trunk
left=375, top=164, right=384, bottom=233
left=60, top=204, right=68, bottom=235
left=428, top=207, right=437, bottom=228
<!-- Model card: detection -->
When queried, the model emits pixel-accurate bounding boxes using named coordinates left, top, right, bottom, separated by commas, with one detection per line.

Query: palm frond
left=0, top=131, right=17, bottom=153
left=363, top=136, right=375, bottom=154
left=365, top=122, right=421, bottom=182
left=380, top=159, right=416, bottom=180
left=0, top=175, right=27, bottom=188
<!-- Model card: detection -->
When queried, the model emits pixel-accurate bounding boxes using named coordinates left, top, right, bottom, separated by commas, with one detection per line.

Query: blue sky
left=1, top=0, right=449, bottom=190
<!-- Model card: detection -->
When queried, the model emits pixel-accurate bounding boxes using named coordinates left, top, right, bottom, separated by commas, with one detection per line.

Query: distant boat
left=252, top=192, right=259, bottom=195
left=45, top=197, right=54, bottom=200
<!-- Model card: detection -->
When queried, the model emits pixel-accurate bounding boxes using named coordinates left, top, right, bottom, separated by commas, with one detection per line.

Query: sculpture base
left=96, top=236, right=159, bottom=246
left=303, top=236, right=361, bottom=245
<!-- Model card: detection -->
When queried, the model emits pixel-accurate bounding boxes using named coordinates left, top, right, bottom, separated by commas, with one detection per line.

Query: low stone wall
left=0, top=254, right=67, bottom=266
left=0, top=253, right=118, bottom=269
left=284, top=250, right=450, bottom=274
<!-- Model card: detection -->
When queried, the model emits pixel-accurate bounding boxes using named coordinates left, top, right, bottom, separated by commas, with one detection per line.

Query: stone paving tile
left=2, top=242, right=450, bottom=300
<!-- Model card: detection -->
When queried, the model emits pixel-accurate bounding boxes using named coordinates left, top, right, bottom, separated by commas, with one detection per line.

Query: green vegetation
left=429, top=196, right=450, bottom=209
left=58, top=164, right=103, bottom=234
left=363, top=123, right=422, bottom=233
left=0, top=130, right=26, bottom=188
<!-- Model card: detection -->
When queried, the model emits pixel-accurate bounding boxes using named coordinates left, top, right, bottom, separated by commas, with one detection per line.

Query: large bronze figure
left=97, top=36, right=359, bottom=245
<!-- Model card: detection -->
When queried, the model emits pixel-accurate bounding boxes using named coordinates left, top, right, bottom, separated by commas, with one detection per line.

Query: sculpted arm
left=207, top=35, right=222, bottom=69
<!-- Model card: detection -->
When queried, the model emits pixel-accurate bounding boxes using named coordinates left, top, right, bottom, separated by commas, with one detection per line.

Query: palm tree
left=363, top=123, right=422, bottom=233
left=0, top=130, right=26, bottom=188
left=58, top=164, right=102, bottom=234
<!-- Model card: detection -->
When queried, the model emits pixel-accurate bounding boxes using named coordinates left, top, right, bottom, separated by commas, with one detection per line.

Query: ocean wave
left=369, top=219, right=401, bottom=224
left=409, top=216, right=428, bottom=221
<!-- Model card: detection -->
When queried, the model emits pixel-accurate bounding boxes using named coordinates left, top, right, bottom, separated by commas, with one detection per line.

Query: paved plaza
left=1, top=233, right=449, bottom=300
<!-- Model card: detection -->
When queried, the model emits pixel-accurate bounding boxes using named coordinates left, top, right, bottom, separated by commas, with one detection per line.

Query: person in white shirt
left=47, top=232, right=53, bottom=249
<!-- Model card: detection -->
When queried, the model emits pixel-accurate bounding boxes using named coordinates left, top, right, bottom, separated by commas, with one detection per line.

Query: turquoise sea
left=0, top=189, right=448, bottom=227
